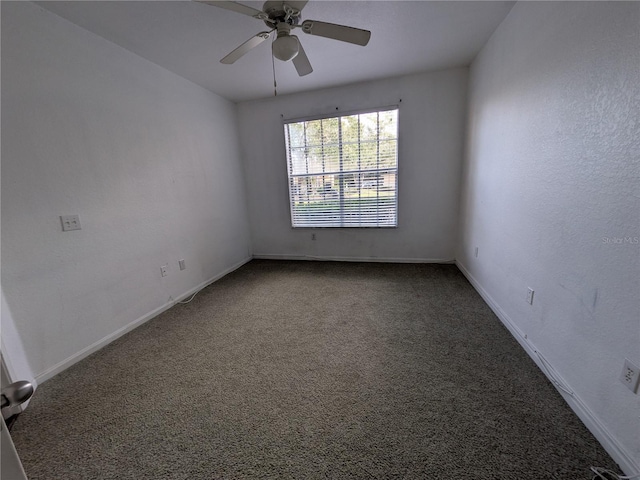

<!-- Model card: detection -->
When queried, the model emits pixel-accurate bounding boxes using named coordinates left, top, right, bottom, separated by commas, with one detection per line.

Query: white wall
left=237, top=69, right=468, bottom=262
left=1, top=2, right=252, bottom=381
left=459, top=1, right=639, bottom=472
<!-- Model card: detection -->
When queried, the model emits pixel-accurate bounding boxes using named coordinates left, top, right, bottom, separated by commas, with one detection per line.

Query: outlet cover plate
left=620, top=358, right=640, bottom=393
left=526, top=288, right=535, bottom=305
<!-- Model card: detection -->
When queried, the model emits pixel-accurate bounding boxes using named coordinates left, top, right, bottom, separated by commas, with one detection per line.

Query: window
left=284, top=108, right=399, bottom=228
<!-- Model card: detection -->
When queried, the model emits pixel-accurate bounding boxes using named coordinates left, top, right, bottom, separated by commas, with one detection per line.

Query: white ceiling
left=37, top=1, right=515, bottom=102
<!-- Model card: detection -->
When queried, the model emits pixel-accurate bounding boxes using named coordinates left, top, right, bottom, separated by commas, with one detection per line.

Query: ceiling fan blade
left=221, top=31, right=272, bottom=64
left=196, top=1, right=267, bottom=20
left=301, top=20, right=371, bottom=46
left=291, top=37, right=313, bottom=76
left=286, top=0, right=308, bottom=13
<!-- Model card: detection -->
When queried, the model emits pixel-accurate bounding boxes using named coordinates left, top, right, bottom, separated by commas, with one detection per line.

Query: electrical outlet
left=474, top=247, right=479, bottom=258
left=620, top=359, right=640, bottom=393
left=160, top=265, right=168, bottom=277
left=311, top=233, right=316, bottom=241
left=179, top=259, right=186, bottom=271
left=60, top=215, right=81, bottom=232
left=526, top=288, right=535, bottom=305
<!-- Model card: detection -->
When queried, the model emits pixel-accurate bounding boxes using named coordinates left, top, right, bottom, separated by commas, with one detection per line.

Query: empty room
left=1, top=1, right=638, bottom=479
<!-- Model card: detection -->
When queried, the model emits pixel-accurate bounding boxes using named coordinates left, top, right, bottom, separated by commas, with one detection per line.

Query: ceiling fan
left=196, top=1, right=372, bottom=76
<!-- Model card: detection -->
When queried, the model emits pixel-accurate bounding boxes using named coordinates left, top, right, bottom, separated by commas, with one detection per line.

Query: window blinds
left=284, top=108, right=399, bottom=228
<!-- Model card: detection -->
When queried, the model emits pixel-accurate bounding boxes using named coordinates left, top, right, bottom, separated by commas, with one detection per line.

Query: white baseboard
left=456, top=260, right=639, bottom=476
left=35, top=256, right=252, bottom=384
left=253, top=253, right=455, bottom=264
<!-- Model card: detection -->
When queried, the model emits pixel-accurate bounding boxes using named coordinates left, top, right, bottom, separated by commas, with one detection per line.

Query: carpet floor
left=10, top=260, right=619, bottom=479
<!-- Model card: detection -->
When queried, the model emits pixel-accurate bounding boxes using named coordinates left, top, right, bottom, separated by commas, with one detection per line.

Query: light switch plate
left=60, top=215, right=81, bottom=232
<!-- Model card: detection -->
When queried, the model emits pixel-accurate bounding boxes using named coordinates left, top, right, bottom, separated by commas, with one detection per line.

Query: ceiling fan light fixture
left=272, top=35, right=299, bottom=61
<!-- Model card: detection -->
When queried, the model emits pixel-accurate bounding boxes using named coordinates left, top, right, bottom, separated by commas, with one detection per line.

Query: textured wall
left=1, top=2, right=251, bottom=379
left=238, top=69, right=468, bottom=262
left=459, top=1, right=639, bottom=470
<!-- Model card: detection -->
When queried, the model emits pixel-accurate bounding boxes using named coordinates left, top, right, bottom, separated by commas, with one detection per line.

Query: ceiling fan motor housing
left=262, top=1, right=301, bottom=27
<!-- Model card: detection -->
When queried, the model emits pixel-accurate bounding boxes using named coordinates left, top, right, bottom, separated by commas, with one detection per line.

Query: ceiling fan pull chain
left=272, top=50, right=277, bottom=96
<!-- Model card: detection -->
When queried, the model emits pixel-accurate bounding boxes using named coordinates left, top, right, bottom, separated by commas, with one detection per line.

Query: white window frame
left=284, top=106, right=399, bottom=228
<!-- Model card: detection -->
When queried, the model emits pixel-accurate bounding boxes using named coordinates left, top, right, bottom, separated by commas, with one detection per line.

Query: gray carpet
left=11, top=260, right=619, bottom=479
